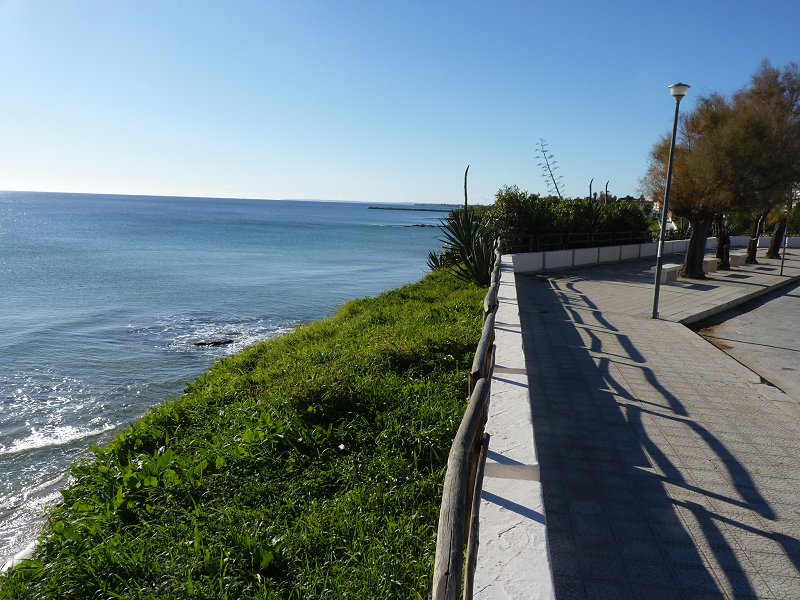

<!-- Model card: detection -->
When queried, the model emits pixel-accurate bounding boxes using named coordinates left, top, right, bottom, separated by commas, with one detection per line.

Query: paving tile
left=495, top=258, right=800, bottom=598
left=661, top=541, right=709, bottom=566
left=764, top=488, right=800, bottom=505
left=761, top=574, right=800, bottom=599
left=610, top=517, right=655, bottom=542
left=593, top=471, right=628, bottom=488
left=669, top=563, right=723, bottom=594
left=623, top=559, right=676, bottom=587
left=654, top=522, right=695, bottom=544
left=628, top=584, right=684, bottom=599
left=582, top=579, right=633, bottom=599
left=745, top=550, right=800, bottom=577
left=569, top=500, right=605, bottom=516
left=577, top=552, right=627, bottom=583
left=730, top=531, right=789, bottom=555
left=553, top=576, right=586, bottom=600
left=717, top=571, right=778, bottom=599
left=571, top=514, right=613, bottom=540
left=702, top=542, right=756, bottom=570
left=547, top=517, right=573, bottom=539
left=550, top=548, right=582, bottom=579
left=644, top=503, right=683, bottom=525
left=617, top=538, right=665, bottom=562
left=772, top=501, right=800, bottom=521
left=769, top=529, right=800, bottom=555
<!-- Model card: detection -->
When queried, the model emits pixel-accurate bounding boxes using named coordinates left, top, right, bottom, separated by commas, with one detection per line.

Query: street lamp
left=652, top=82, right=690, bottom=319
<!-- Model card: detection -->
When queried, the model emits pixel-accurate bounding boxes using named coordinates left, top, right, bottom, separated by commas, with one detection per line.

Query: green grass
left=0, top=270, right=485, bottom=599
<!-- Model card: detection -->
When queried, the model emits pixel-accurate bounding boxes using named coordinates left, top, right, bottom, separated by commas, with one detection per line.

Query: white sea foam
left=0, top=475, right=67, bottom=569
left=0, top=423, right=115, bottom=457
left=130, top=314, right=295, bottom=356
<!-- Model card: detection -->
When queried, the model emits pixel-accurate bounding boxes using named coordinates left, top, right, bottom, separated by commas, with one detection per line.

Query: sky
left=1, top=1, right=798, bottom=204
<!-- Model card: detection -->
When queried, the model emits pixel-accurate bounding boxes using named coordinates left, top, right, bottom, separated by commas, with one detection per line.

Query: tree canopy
left=640, top=61, right=800, bottom=276
left=642, top=61, right=800, bottom=222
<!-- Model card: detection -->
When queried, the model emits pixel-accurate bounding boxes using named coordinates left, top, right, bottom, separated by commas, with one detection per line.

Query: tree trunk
left=766, top=216, right=786, bottom=259
left=714, top=215, right=724, bottom=260
left=746, top=211, right=768, bottom=264
left=681, top=218, right=711, bottom=279
left=714, top=215, right=731, bottom=270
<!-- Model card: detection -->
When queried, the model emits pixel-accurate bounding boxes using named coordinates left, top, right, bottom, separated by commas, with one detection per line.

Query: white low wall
left=599, top=246, right=621, bottom=263
left=709, top=235, right=800, bottom=250
left=474, top=257, right=554, bottom=599
left=510, top=236, right=800, bottom=274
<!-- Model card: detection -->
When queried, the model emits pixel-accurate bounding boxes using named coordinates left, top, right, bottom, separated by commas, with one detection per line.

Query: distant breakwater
left=369, top=206, right=455, bottom=212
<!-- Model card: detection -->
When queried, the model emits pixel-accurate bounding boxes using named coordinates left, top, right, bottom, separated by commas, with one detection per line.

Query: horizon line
left=0, top=189, right=468, bottom=206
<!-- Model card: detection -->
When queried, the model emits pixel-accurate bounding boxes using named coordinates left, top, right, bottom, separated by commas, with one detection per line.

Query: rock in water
left=194, top=338, right=235, bottom=347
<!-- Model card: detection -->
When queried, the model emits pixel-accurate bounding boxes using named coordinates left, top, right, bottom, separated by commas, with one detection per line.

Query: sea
left=0, top=191, right=449, bottom=565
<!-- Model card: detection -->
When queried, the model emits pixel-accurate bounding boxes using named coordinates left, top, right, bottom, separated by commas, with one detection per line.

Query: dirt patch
left=698, top=334, right=733, bottom=351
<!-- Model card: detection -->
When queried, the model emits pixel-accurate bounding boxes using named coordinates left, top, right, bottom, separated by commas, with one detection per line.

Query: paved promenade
left=475, top=252, right=800, bottom=599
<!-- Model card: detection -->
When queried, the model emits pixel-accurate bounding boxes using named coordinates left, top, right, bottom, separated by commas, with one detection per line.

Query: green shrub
left=551, top=200, right=602, bottom=233
left=597, top=201, right=651, bottom=233
left=482, top=186, right=652, bottom=244
left=480, top=185, right=538, bottom=241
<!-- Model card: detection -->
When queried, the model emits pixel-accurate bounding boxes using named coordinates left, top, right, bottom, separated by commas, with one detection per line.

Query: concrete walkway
left=475, top=252, right=800, bottom=599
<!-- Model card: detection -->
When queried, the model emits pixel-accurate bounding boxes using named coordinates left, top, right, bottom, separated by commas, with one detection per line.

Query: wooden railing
left=432, top=241, right=503, bottom=600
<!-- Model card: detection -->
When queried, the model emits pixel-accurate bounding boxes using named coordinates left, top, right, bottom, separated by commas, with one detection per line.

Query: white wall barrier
left=510, top=236, right=799, bottom=274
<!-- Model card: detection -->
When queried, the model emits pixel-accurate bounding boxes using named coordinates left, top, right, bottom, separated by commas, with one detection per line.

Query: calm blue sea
left=0, top=191, right=447, bottom=564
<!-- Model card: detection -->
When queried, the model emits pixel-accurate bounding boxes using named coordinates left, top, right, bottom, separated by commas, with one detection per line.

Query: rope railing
left=432, top=240, right=502, bottom=600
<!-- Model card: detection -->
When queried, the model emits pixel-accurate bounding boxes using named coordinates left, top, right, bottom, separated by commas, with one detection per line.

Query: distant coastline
left=368, top=205, right=455, bottom=212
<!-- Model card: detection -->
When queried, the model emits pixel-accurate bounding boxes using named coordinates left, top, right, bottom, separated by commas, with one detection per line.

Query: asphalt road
left=692, top=279, right=800, bottom=403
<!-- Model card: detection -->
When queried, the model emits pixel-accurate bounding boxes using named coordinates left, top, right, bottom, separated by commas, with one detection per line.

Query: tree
left=642, top=62, right=800, bottom=275
left=690, top=93, right=783, bottom=266
left=641, top=97, right=726, bottom=278
left=723, top=66, right=800, bottom=262
left=744, top=62, right=800, bottom=259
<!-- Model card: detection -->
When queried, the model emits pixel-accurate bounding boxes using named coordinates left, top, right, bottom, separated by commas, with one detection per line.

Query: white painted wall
left=573, top=247, right=599, bottom=266
left=542, top=249, right=572, bottom=270
left=598, top=246, right=621, bottom=263
left=508, top=236, right=800, bottom=274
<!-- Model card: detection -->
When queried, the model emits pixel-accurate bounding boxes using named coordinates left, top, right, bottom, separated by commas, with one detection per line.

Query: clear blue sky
left=1, top=1, right=798, bottom=204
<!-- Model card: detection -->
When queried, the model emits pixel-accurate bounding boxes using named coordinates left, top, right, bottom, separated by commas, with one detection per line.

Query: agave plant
left=426, top=242, right=462, bottom=271
left=426, top=249, right=446, bottom=270
left=437, top=208, right=494, bottom=286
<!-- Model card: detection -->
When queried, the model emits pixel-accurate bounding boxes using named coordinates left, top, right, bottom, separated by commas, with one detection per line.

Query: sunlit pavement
left=692, top=279, right=800, bottom=406
left=475, top=252, right=800, bottom=599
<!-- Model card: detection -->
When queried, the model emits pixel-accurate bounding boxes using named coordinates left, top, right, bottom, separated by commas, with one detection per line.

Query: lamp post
left=652, top=82, right=690, bottom=319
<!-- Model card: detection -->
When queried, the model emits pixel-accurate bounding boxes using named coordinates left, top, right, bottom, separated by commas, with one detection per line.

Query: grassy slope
left=0, top=271, right=484, bottom=599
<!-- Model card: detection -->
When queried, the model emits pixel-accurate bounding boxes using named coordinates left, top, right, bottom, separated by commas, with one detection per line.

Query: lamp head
left=669, top=83, right=690, bottom=100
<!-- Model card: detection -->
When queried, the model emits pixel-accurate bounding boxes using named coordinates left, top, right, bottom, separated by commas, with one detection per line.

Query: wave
left=0, top=474, right=67, bottom=569
left=0, top=423, right=115, bottom=458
